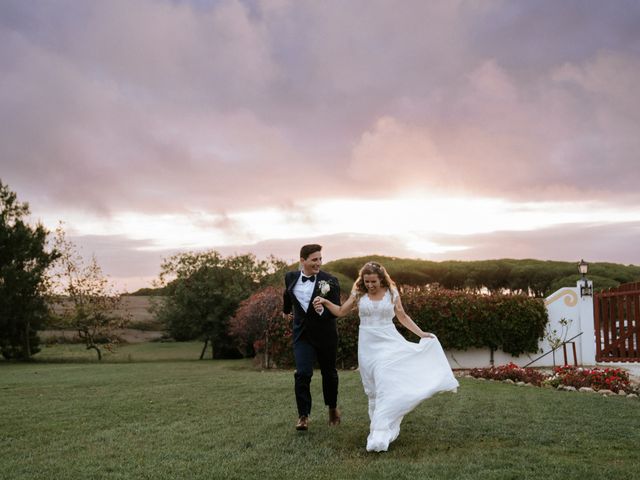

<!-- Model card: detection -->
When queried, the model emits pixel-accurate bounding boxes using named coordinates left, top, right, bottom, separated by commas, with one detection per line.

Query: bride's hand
left=313, top=297, right=326, bottom=307
left=312, top=297, right=325, bottom=314
left=421, top=332, right=435, bottom=338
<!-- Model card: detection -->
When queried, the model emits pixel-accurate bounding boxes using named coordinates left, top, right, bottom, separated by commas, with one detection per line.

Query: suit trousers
left=293, top=334, right=338, bottom=417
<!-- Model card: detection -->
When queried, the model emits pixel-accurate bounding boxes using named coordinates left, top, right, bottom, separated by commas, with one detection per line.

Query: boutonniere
left=318, top=280, right=332, bottom=297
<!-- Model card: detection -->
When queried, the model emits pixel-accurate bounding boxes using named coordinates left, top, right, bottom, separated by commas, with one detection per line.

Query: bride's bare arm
left=394, top=294, right=434, bottom=338
left=314, top=292, right=356, bottom=317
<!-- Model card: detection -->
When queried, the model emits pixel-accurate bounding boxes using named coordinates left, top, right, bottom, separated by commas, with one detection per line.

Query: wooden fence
left=594, top=282, right=640, bottom=362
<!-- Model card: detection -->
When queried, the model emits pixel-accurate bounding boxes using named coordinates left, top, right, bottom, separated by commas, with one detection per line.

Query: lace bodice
left=358, top=289, right=397, bottom=327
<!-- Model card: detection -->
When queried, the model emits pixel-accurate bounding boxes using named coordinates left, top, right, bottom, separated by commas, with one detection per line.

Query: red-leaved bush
left=228, top=286, right=286, bottom=367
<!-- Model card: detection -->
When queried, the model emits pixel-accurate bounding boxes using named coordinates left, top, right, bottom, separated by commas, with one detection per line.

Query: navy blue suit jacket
left=283, top=270, right=341, bottom=346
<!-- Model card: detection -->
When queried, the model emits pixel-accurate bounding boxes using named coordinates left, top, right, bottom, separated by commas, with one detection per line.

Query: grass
left=1, top=344, right=639, bottom=480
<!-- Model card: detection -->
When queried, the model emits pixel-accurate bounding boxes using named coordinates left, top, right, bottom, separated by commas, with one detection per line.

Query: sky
left=2, top=0, right=640, bottom=291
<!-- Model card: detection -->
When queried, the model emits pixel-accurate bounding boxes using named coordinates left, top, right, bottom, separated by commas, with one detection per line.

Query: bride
left=313, top=261, right=458, bottom=452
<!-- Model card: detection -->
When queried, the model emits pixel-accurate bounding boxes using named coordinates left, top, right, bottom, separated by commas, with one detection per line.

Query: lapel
left=287, top=271, right=298, bottom=295
left=308, top=271, right=326, bottom=308
left=287, top=271, right=303, bottom=311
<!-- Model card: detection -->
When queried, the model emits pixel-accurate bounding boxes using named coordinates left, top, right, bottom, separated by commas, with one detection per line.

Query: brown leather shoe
left=296, top=416, right=309, bottom=431
left=328, top=407, right=341, bottom=426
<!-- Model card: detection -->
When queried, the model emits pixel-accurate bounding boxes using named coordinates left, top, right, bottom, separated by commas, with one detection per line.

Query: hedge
left=401, top=287, right=548, bottom=356
left=246, top=286, right=548, bottom=369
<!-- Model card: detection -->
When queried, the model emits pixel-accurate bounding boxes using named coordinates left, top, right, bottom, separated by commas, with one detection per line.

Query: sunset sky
left=2, top=0, right=640, bottom=291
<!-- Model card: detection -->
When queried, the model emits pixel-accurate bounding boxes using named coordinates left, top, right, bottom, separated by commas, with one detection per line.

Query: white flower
left=318, top=280, right=331, bottom=297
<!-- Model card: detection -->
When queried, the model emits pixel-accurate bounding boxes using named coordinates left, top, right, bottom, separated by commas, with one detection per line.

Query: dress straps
left=389, top=288, right=399, bottom=304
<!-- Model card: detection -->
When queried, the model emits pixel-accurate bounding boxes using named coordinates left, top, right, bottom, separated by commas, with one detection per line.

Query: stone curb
left=464, top=376, right=639, bottom=398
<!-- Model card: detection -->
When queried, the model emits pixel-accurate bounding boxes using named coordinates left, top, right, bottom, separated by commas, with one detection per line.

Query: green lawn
left=1, top=343, right=639, bottom=480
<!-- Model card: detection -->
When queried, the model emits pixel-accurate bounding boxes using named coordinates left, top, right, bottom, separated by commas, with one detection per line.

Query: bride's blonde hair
left=351, top=261, right=397, bottom=298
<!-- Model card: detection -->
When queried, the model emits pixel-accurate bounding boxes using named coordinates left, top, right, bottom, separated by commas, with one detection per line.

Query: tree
left=154, top=251, right=286, bottom=359
left=0, top=180, right=59, bottom=360
left=49, top=226, right=129, bottom=360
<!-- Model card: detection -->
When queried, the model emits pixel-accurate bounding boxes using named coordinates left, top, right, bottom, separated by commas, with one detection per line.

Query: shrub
left=256, top=302, right=295, bottom=368
left=335, top=304, right=359, bottom=369
left=469, top=362, right=548, bottom=386
left=402, top=286, right=548, bottom=356
left=228, top=286, right=290, bottom=366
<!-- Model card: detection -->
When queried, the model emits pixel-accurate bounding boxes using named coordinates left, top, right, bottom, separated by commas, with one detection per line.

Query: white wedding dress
left=357, top=289, right=459, bottom=452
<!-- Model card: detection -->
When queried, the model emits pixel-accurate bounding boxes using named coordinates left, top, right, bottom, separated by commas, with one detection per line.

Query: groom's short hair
left=300, top=244, right=322, bottom=260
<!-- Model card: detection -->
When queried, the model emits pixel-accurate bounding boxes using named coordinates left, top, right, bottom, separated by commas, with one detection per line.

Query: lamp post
left=578, top=259, right=592, bottom=297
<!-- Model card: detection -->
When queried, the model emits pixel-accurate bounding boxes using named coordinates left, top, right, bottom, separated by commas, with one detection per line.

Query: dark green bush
left=402, top=287, right=547, bottom=356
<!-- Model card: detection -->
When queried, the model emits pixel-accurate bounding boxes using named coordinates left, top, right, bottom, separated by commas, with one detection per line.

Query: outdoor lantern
left=578, top=259, right=592, bottom=297
left=578, top=259, right=588, bottom=276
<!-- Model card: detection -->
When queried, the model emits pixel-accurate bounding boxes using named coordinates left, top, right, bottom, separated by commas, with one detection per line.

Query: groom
left=282, top=244, right=341, bottom=431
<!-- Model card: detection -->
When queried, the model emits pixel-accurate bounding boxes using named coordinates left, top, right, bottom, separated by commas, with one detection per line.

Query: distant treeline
left=129, top=257, right=640, bottom=298
left=324, top=256, right=640, bottom=297
left=128, top=286, right=169, bottom=296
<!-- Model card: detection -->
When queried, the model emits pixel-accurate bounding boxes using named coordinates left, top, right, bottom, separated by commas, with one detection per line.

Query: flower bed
left=470, top=362, right=547, bottom=386
left=546, top=366, right=631, bottom=393
left=470, top=363, right=637, bottom=395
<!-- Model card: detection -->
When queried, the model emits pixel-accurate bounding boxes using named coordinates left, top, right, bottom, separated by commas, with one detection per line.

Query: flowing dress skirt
left=358, top=325, right=458, bottom=452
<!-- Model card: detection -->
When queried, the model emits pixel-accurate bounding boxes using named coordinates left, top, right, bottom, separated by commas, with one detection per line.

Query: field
left=42, top=295, right=163, bottom=344
left=121, top=295, right=161, bottom=326
left=2, top=343, right=640, bottom=480
left=49, top=295, right=159, bottom=324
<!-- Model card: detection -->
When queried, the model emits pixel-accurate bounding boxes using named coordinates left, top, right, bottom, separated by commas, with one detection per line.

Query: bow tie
left=301, top=275, right=316, bottom=283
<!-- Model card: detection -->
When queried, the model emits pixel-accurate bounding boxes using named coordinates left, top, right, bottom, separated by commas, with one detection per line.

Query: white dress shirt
left=293, top=272, right=316, bottom=312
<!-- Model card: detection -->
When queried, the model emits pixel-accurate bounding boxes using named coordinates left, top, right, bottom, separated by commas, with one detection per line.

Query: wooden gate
left=594, top=282, right=640, bottom=362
